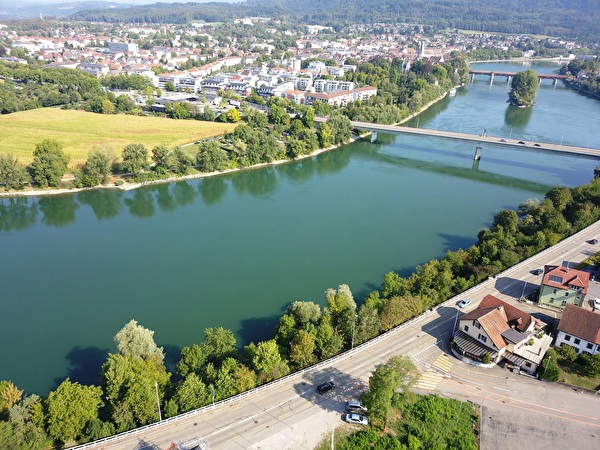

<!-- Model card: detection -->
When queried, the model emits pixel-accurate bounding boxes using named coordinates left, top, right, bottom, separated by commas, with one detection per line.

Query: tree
left=326, top=114, right=352, bottom=145
left=196, top=140, right=229, bottom=172
left=245, top=340, right=290, bottom=383
left=0, top=381, right=23, bottom=414
left=121, top=143, right=148, bottom=175
left=362, top=356, right=419, bottom=428
left=317, top=122, right=332, bottom=148
left=78, top=149, right=112, bottom=187
left=226, top=108, right=241, bottom=123
left=177, top=344, right=205, bottom=378
left=152, top=145, right=170, bottom=170
left=268, top=104, right=289, bottom=125
left=45, top=379, right=103, bottom=444
left=30, top=139, right=70, bottom=188
left=173, top=373, right=208, bottom=413
left=101, top=99, right=115, bottom=114
left=508, top=70, right=539, bottom=107
left=0, top=154, right=29, bottom=191
left=302, top=106, right=316, bottom=128
left=114, top=319, right=164, bottom=361
left=169, top=147, right=193, bottom=175
left=164, top=81, right=176, bottom=92
left=201, top=327, right=237, bottom=365
left=287, top=301, right=321, bottom=324
left=289, top=330, right=317, bottom=368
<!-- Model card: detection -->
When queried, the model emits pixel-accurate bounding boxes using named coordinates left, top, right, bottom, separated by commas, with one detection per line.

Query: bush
left=482, top=353, right=491, bottom=364
left=557, top=344, right=577, bottom=362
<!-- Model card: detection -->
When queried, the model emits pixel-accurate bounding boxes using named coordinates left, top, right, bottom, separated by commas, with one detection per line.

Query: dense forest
left=67, top=0, right=600, bottom=42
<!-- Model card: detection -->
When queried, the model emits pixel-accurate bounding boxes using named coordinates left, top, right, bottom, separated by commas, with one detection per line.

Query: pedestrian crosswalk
left=433, top=354, right=453, bottom=372
left=416, top=371, right=444, bottom=390
left=415, top=354, right=454, bottom=390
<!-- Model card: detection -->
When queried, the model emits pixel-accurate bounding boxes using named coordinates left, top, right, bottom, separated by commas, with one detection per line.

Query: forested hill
left=68, top=0, right=600, bottom=42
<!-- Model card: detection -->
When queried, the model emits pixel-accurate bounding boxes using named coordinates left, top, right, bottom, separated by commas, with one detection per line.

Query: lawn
left=0, top=108, right=237, bottom=167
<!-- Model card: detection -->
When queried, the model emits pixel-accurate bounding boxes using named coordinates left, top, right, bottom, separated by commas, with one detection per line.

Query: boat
left=449, top=88, right=457, bottom=97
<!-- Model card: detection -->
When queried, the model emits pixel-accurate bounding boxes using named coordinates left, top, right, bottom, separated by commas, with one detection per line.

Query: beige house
left=454, top=295, right=551, bottom=374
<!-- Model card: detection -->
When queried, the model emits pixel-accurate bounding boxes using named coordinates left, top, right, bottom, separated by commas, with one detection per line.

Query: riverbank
left=0, top=89, right=455, bottom=198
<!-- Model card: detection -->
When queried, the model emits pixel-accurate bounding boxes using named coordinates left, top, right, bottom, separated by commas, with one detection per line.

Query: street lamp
left=351, top=314, right=358, bottom=349
left=544, top=355, right=552, bottom=373
left=155, top=381, right=162, bottom=422
left=211, top=384, right=215, bottom=405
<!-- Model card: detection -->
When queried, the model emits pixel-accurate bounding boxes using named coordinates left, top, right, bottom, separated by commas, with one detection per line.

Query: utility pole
left=351, top=314, right=358, bottom=349
left=155, top=381, right=162, bottom=422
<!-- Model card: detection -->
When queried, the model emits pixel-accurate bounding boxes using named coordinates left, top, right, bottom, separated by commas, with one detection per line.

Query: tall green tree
left=114, top=319, right=164, bottom=361
left=121, top=143, right=148, bottom=175
left=196, top=140, right=229, bottom=172
left=326, top=114, right=353, bottom=145
left=245, top=340, right=290, bottom=382
left=78, top=149, right=112, bottom=187
left=45, top=379, right=103, bottom=444
left=29, top=139, right=70, bottom=187
left=508, top=70, right=539, bottom=107
left=0, top=154, right=29, bottom=191
left=201, top=327, right=237, bottom=365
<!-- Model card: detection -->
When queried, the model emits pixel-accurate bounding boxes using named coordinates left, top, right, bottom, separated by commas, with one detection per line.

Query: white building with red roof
left=555, top=304, right=600, bottom=355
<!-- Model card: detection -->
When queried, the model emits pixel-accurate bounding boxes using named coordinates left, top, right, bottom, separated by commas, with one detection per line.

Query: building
left=108, top=42, right=139, bottom=54
left=454, top=295, right=551, bottom=374
left=538, top=265, right=590, bottom=309
left=555, top=304, right=600, bottom=355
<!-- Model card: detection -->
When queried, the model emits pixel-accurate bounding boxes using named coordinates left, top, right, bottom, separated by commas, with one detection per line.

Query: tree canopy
left=508, top=70, right=539, bottom=107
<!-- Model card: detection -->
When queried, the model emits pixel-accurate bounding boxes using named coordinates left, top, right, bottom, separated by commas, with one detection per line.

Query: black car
left=531, top=268, right=544, bottom=275
left=588, top=239, right=598, bottom=244
left=316, top=381, right=336, bottom=395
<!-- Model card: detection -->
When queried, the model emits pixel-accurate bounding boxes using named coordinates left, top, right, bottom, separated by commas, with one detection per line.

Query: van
left=594, top=298, right=600, bottom=310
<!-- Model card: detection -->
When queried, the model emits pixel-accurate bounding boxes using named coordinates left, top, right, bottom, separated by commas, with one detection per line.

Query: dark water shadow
left=39, top=194, right=79, bottom=227
left=77, top=189, right=123, bottom=220
left=198, top=176, right=229, bottom=205
left=505, top=104, right=533, bottom=128
left=238, top=315, right=282, bottom=348
left=438, top=233, right=478, bottom=253
left=162, top=343, right=183, bottom=377
left=58, top=345, right=108, bottom=389
left=0, top=196, right=38, bottom=232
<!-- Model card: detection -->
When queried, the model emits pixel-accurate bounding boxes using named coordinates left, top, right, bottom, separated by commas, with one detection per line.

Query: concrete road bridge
left=468, top=69, right=569, bottom=85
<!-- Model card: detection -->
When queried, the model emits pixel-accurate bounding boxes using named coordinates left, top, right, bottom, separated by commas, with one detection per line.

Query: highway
left=75, top=220, right=600, bottom=450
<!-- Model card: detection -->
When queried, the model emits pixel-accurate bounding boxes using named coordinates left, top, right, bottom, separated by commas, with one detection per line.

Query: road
left=75, top=221, right=600, bottom=450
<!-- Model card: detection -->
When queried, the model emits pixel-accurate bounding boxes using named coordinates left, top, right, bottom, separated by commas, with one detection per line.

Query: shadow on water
left=59, top=345, right=108, bottom=389
left=505, top=104, right=533, bottom=128
left=238, top=315, right=282, bottom=347
left=315, top=146, right=352, bottom=175
left=231, top=166, right=278, bottom=198
left=438, top=232, right=478, bottom=253
left=124, top=189, right=156, bottom=218
left=162, top=343, right=183, bottom=377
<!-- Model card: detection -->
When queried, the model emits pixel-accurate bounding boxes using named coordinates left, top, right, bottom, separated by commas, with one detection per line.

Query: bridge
left=469, top=69, right=569, bottom=85
left=337, top=120, right=600, bottom=158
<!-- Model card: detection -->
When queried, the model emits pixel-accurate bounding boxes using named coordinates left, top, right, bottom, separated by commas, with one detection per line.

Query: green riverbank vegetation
left=1, top=167, right=599, bottom=448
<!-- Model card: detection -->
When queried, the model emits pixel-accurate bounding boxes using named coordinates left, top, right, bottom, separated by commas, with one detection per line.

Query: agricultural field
left=0, top=108, right=237, bottom=167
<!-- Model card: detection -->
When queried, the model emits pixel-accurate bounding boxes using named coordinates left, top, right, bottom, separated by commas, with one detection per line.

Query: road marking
left=433, top=354, right=453, bottom=372
left=416, top=371, right=444, bottom=390
left=492, top=386, right=510, bottom=392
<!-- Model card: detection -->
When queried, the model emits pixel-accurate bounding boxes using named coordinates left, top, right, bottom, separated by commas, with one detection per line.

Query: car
left=533, top=143, right=541, bottom=147
left=344, top=413, right=368, bottom=425
left=457, top=299, right=471, bottom=308
left=587, top=238, right=598, bottom=244
left=531, top=268, right=544, bottom=275
left=316, top=381, right=336, bottom=395
left=194, top=141, right=200, bottom=144
left=499, top=139, right=507, bottom=143
left=346, top=400, right=368, bottom=413
left=517, top=141, right=526, bottom=144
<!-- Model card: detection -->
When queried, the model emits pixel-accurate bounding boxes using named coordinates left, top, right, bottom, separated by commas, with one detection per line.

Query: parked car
left=587, top=238, right=598, bottom=244
left=316, top=381, right=335, bottom=395
left=344, top=413, right=368, bottom=425
left=518, top=141, right=525, bottom=144
left=531, top=268, right=544, bottom=275
left=457, top=299, right=471, bottom=308
left=346, top=400, right=368, bottom=413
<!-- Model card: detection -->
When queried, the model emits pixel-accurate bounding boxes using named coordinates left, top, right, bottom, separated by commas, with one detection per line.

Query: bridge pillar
left=370, top=131, right=378, bottom=144
left=474, top=146, right=482, bottom=161
left=470, top=73, right=475, bottom=82
left=507, top=76, right=512, bottom=84
left=539, top=77, right=542, bottom=84
left=490, top=73, right=494, bottom=83
left=553, top=78, right=558, bottom=86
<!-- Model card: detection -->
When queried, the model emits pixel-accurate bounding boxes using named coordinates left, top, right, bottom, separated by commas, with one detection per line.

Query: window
left=478, top=334, right=487, bottom=343
left=565, top=292, right=569, bottom=297
left=473, top=320, right=481, bottom=329
left=564, top=335, right=571, bottom=341
left=552, top=289, right=557, bottom=294
left=574, top=338, right=581, bottom=345
left=561, top=300, right=567, bottom=306
left=587, top=343, right=593, bottom=350
left=549, top=275, right=563, bottom=283
left=525, top=362, right=532, bottom=368
left=464, top=325, right=469, bottom=332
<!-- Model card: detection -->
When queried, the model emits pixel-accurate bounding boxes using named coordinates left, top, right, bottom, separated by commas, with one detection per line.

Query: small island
left=508, top=69, right=540, bottom=107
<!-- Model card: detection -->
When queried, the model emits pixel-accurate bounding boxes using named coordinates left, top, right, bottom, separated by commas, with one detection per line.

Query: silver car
left=344, top=413, right=368, bottom=425
left=346, top=400, right=368, bottom=413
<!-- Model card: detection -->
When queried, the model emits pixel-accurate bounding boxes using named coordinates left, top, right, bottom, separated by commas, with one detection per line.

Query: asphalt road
left=76, top=221, right=600, bottom=450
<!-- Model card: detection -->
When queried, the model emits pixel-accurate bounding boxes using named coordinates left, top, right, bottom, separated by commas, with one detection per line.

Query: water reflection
left=39, top=195, right=79, bottom=227
left=78, top=189, right=123, bottom=220
left=124, top=189, right=155, bottom=218
left=231, top=166, right=278, bottom=197
left=198, top=176, right=228, bottom=205
left=0, top=197, right=38, bottom=231
left=505, top=104, right=533, bottom=128
left=315, top=146, right=351, bottom=175
left=154, top=184, right=178, bottom=212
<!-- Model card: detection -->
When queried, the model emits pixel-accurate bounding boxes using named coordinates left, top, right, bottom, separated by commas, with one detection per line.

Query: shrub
left=482, top=353, right=491, bottom=364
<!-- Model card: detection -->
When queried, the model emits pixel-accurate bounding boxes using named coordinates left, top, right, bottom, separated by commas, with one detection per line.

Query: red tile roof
left=543, top=265, right=590, bottom=294
left=558, top=304, right=600, bottom=344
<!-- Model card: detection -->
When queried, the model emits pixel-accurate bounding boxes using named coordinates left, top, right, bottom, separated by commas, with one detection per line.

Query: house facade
left=538, top=265, right=589, bottom=309
left=454, top=295, right=551, bottom=374
left=555, top=303, right=600, bottom=355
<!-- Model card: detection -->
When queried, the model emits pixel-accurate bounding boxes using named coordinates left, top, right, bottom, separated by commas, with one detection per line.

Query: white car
left=344, top=413, right=368, bottom=425
left=457, top=299, right=471, bottom=308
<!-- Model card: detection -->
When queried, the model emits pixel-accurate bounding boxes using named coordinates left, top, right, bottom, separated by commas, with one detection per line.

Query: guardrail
left=70, top=219, right=600, bottom=449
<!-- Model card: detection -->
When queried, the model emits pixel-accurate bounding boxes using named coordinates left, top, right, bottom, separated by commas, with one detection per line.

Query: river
left=1, top=61, right=599, bottom=395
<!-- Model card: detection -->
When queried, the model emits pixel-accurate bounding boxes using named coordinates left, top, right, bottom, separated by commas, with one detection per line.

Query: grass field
left=0, top=108, right=237, bottom=167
